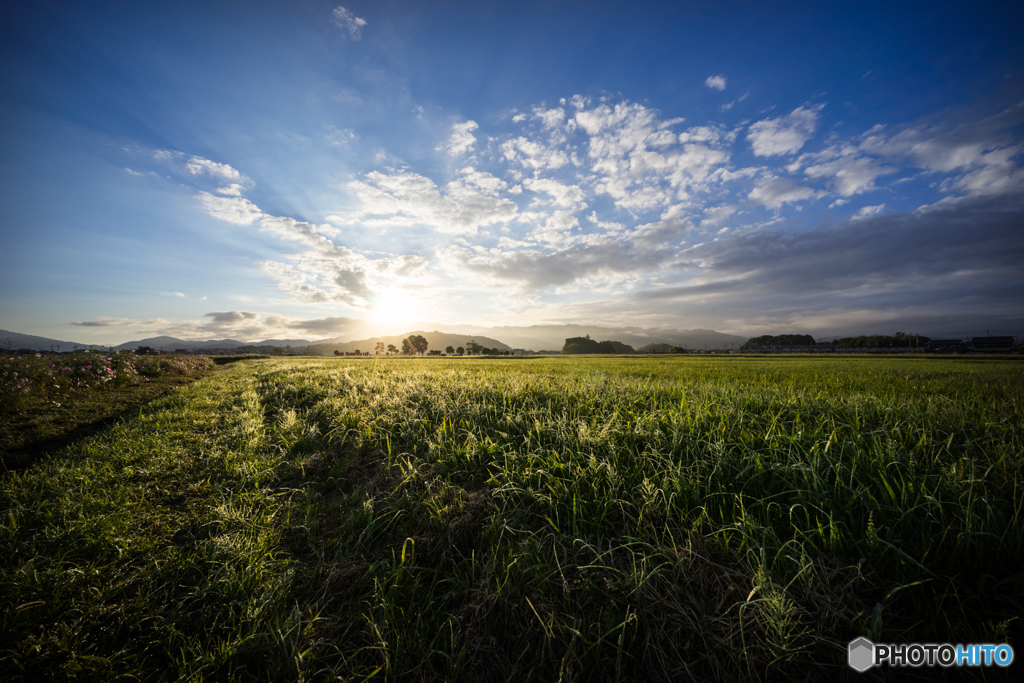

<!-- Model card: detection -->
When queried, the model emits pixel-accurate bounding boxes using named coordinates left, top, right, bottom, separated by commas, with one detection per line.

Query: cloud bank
left=168, top=93, right=1024, bottom=336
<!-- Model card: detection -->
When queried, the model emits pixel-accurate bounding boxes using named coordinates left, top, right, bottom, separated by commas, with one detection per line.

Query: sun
left=367, top=292, right=420, bottom=326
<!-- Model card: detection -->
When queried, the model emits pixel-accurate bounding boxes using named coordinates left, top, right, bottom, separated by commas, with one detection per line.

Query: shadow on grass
left=1, top=368, right=224, bottom=474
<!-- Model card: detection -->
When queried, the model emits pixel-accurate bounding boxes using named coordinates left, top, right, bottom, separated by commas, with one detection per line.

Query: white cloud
left=533, top=106, right=567, bottom=129
left=798, top=145, right=896, bottom=196
left=747, top=104, right=824, bottom=156
left=720, top=90, right=750, bottom=112
left=628, top=217, right=692, bottom=248
left=851, top=204, right=885, bottom=221
left=500, top=136, right=570, bottom=170
left=371, top=254, right=430, bottom=278
left=216, top=183, right=246, bottom=197
left=459, top=166, right=509, bottom=195
left=333, top=6, right=367, bottom=40
left=258, top=259, right=372, bottom=307
left=572, top=101, right=730, bottom=211
left=347, top=169, right=518, bottom=234
left=440, top=120, right=479, bottom=157
left=153, top=150, right=182, bottom=162
left=860, top=103, right=1024, bottom=198
left=134, top=311, right=377, bottom=344
left=197, top=192, right=264, bottom=225
left=192, top=180, right=393, bottom=308
left=185, top=156, right=246, bottom=182
left=586, top=211, right=626, bottom=234
left=258, top=215, right=350, bottom=254
left=530, top=211, right=580, bottom=245
left=523, top=177, right=586, bottom=208
left=705, top=75, right=727, bottom=91
left=324, top=126, right=355, bottom=146
left=677, top=126, right=725, bottom=144
left=749, top=176, right=819, bottom=209
left=700, top=204, right=738, bottom=227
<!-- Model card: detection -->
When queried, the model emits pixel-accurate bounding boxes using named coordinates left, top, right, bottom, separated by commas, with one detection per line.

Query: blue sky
left=1, top=0, right=1022, bottom=344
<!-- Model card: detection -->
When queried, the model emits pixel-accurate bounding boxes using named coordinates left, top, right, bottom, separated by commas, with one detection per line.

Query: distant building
left=970, top=336, right=1015, bottom=353
left=927, top=339, right=965, bottom=353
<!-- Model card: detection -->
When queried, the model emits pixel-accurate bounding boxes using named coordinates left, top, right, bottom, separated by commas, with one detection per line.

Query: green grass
left=1, top=356, right=1021, bottom=681
left=1, top=356, right=217, bottom=472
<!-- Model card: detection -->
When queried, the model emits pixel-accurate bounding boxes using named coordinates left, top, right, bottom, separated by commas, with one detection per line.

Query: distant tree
left=604, top=341, right=635, bottom=353
left=563, top=337, right=597, bottom=354
left=409, top=334, right=429, bottom=355
left=562, top=337, right=631, bottom=354
left=465, top=339, right=483, bottom=355
left=428, top=349, right=442, bottom=356
left=334, top=350, right=340, bottom=356
left=354, top=349, right=361, bottom=356
left=741, top=334, right=815, bottom=349
left=456, top=346, right=464, bottom=356
left=387, top=344, right=397, bottom=355
left=401, top=338, right=413, bottom=355
left=833, top=334, right=929, bottom=349
left=445, top=345, right=455, bottom=355
left=375, top=341, right=385, bottom=356
left=137, top=346, right=155, bottom=355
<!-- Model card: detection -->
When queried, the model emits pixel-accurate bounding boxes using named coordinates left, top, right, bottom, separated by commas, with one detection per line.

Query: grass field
left=1, top=356, right=1021, bottom=681
left=1, top=352, right=216, bottom=472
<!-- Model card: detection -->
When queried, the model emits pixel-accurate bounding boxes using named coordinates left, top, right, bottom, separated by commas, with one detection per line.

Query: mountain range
left=1, top=324, right=748, bottom=353
left=308, top=331, right=511, bottom=354
left=468, top=324, right=746, bottom=352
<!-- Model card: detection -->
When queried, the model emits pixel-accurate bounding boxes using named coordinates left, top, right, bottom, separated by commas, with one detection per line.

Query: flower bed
left=1, top=351, right=214, bottom=411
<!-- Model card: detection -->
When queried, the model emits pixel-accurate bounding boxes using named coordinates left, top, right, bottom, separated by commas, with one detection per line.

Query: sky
left=1, top=0, right=1022, bottom=345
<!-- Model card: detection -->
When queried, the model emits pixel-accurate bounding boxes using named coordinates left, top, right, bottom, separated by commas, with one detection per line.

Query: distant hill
left=470, top=324, right=746, bottom=351
left=254, top=339, right=322, bottom=348
left=0, top=329, right=92, bottom=352
left=1, top=323, right=748, bottom=355
left=112, top=336, right=338, bottom=352
left=114, top=336, right=249, bottom=352
left=636, top=343, right=674, bottom=353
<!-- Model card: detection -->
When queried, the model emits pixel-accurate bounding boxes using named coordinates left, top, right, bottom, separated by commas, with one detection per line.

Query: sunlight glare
left=368, top=292, right=420, bottom=325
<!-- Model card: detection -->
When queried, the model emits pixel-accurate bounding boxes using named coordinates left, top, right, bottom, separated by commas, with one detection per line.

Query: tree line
left=332, top=336, right=515, bottom=357
left=741, top=332, right=931, bottom=349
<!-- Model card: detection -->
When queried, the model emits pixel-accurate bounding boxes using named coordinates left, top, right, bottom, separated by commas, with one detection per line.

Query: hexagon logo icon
left=848, top=637, right=874, bottom=672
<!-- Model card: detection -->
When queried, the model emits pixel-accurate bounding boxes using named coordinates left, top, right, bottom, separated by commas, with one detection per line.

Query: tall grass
left=1, top=356, right=1021, bottom=681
